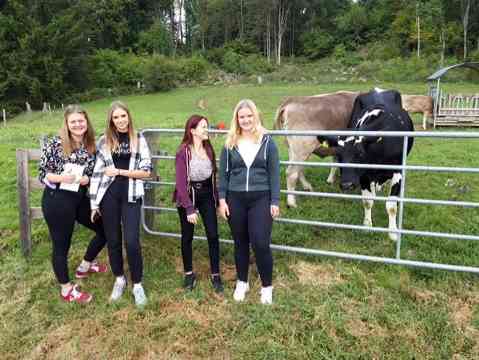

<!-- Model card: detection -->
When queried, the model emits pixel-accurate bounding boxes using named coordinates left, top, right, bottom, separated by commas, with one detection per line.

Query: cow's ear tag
left=321, top=141, right=329, bottom=148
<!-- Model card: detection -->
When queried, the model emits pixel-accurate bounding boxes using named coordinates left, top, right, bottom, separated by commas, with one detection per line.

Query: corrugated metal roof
left=427, top=62, right=479, bottom=80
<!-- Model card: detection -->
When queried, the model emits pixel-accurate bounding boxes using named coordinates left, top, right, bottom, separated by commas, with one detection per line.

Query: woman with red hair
left=173, top=115, right=223, bottom=293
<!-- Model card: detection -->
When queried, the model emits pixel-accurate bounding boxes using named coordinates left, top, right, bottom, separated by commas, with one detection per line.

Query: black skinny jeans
left=42, top=186, right=107, bottom=284
left=177, top=183, right=220, bottom=274
left=100, top=178, right=143, bottom=283
left=227, top=191, right=273, bottom=287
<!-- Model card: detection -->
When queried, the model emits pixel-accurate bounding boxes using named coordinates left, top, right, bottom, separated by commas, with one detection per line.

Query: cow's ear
left=318, top=135, right=338, bottom=147
left=362, top=135, right=381, bottom=145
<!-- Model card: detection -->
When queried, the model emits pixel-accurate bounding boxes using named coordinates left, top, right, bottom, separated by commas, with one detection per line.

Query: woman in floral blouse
left=39, top=105, right=108, bottom=304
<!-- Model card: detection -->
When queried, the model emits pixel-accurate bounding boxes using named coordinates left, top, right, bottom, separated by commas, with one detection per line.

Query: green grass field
left=1, top=82, right=479, bottom=359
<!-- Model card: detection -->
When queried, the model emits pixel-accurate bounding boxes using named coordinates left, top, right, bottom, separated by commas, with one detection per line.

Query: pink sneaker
left=61, top=284, right=92, bottom=304
left=75, top=261, right=108, bottom=279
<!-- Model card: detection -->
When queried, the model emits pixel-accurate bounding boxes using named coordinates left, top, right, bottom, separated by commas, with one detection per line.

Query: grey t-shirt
left=189, top=149, right=213, bottom=181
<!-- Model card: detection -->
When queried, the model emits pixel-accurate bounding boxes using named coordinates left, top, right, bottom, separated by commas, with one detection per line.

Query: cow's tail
left=273, top=104, right=289, bottom=147
left=273, top=105, right=285, bottom=130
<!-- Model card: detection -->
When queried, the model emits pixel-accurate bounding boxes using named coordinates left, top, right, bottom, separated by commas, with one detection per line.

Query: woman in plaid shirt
left=90, top=101, right=152, bottom=308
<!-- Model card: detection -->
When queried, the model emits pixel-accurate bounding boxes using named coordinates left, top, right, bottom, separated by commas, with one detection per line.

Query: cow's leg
left=286, top=137, right=317, bottom=208
left=299, top=170, right=313, bottom=192
left=286, top=164, right=301, bottom=208
left=326, top=166, right=337, bottom=184
left=385, top=173, right=402, bottom=242
left=361, top=177, right=374, bottom=227
left=422, top=113, right=427, bottom=130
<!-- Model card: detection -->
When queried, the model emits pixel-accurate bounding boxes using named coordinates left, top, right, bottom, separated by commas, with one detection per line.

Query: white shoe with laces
left=110, top=276, right=126, bottom=302
left=260, top=286, right=273, bottom=305
left=133, top=283, right=147, bottom=308
left=233, top=281, right=249, bottom=302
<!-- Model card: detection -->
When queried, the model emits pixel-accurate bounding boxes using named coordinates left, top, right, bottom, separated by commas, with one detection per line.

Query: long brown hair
left=105, top=101, right=137, bottom=152
left=180, top=114, right=217, bottom=173
left=59, top=104, right=96, bottom=156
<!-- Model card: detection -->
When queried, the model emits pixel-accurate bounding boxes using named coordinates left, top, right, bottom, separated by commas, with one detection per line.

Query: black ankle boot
left=210, top=275, right=224, bottom=294
left=183, top=273, right=196, bottom=291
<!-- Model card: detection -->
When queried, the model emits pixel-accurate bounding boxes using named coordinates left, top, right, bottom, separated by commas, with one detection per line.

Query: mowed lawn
left=1, top=82, right=479, bottom=359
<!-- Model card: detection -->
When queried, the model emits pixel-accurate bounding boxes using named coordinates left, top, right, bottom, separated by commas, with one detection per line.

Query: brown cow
left=401, top=95, right=433, bottom=130
left=274, top=91, right=359, bottom=208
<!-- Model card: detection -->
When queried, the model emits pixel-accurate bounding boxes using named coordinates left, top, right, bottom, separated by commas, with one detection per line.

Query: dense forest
left=1, top=0, right=478, bottom=113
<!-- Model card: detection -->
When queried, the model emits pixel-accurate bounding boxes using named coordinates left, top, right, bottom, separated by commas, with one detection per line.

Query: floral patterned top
left=38, top=136, right=96, bottom=186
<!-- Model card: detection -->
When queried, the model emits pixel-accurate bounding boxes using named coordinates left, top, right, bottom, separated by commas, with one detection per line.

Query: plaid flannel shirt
left=90, top=132, right=153, bottom=210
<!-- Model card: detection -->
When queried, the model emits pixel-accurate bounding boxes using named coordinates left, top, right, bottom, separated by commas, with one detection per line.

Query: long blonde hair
left=225, top=99, right=266, bottom=149
left=105, top=101, right=137, bottom=152
left=59, top=105, right=96, bottom=156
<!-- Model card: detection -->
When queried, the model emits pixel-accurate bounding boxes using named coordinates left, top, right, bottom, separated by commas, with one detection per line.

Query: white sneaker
left=233, top=281, right=249, bottom=302
left=260, top=286, right=273, bottom=305
left=110, top=276, right=126, bottom=302
left=133, top=284, right=147, bottom=308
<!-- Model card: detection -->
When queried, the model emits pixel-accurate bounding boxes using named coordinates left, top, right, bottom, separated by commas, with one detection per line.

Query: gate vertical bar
left=395, top=136, right=409, bottom=259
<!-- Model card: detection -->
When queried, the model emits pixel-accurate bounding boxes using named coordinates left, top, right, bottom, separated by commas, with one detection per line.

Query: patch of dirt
left=196, top=98, right=208, bottom=110
left=408, top=287, right=437, bottom=304
left=340, top=298, right=387, bottom=339
left=293, top=261, right=343, bottom=288
left=365, top=293, right=385, bottom=312
left=346, top=318, right=387, bottom=338
left=448, top=296, right=479, bottom=355
left=28, top=320, right=111, bottom=360
left=449, top=298, right=473, bottom=329
left=155, top=298, right=231, bottom=359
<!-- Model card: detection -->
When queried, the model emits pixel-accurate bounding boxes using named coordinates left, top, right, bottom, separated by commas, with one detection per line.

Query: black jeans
left=42, top=186, right=107, bottom=284
left=177, top=183, right=220, bottom=274
left=227, top=191, right=273, bottom=287
left=100, top=178, right=143, bottom=283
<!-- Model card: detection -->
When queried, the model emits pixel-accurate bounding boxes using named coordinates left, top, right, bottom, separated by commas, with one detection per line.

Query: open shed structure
left=427, top=62, right=479, bottom=127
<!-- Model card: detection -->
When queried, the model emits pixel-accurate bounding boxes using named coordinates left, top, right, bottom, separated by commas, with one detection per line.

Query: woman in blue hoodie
left=218, top=99, right=280, bottom=305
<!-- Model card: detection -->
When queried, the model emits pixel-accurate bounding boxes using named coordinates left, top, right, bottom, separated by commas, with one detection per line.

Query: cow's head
left=334, top=135, right=370, bottom=191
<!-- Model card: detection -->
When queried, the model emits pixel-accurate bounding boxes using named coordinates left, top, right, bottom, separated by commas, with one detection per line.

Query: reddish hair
left=180, top=114, right=217, bottom=173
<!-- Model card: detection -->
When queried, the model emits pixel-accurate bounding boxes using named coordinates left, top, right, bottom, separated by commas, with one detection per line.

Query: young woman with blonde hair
left=218, top=99, right=280, bottom=304
left=90, top=101, right=152, bottom=307
left=39, top=105, right=108, bottom=304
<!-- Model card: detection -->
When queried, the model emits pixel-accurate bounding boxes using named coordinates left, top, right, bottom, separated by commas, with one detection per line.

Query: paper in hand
left=59, top=163, right=85, bottom=192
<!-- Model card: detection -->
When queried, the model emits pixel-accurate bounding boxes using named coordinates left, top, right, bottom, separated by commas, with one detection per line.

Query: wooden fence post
left=16, top=149, right=32, bottom=257
left=143, top=132, right=161, bottom=230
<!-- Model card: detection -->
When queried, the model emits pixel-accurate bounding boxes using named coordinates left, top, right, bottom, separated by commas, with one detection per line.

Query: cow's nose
left=340, top=182, right=355, bottom=191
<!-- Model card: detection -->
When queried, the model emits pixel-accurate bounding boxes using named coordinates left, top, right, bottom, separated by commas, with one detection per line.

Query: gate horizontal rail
left=142, top=205, right=479, bottom=241
left=151, top=155, right=479, bottom=174
left=141, top=128, right=479, bottom=273
left=141, top=211, right=479, bottom=274
left=147, top=180, right=479, bottom=208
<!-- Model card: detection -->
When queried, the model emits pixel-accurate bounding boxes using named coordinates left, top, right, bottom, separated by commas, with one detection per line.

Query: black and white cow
left=322, top=88, right=414, bottom=241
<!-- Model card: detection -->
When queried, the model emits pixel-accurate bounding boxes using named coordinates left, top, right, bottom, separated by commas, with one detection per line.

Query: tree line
left=0, top=0, right=478, bottom=113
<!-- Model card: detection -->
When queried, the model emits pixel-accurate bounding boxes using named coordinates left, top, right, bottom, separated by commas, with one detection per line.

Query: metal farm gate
left=140, top=129, right=479, bottom=273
